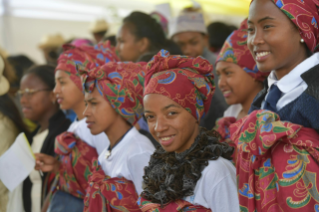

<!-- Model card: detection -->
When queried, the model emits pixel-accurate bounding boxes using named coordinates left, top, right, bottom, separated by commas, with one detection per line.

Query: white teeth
left=160, top=136, right=174, bottom=141
left=223, top=91, right=231, bottom=95
left=256, top=52, right=270, bottom=58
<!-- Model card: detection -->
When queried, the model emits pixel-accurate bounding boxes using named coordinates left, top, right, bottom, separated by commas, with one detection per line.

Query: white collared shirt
left=98, top=127, right=155, bottom=195
left=68, top=118, right=110, bottom=156
left=261, top=52, right=319, bottom=111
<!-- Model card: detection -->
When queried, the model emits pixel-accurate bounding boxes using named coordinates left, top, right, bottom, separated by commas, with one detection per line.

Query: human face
left=53, top=70, right=84, bottom=111
left=144, top=94, right=199, bottom=153
left=19, top=74, right=54, bottom=122
left=216, top=61, right=262, bottom=106
left=116, top=24, right=145, bottom=62
left=83, top=88, right=119, bottom=135
left=247, top=0, right=307, bottom=79
left=172, top=32, right=208, bottom=58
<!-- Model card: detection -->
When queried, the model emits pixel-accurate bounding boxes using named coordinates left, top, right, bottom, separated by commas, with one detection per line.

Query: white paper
left=0, top=133, right=35, bottom=191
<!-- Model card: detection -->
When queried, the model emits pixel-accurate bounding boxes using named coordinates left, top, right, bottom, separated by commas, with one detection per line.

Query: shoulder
left=301, top=63, right=319, bottom=100
left=223, top=104, right=242, bottom=117
left=200, top=157, right=236, bottom=186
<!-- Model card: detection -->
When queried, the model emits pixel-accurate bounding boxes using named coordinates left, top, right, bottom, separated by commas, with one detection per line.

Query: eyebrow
left=248, top=16, right=275, bottom=24
left=56, top=77, right=65, bottom=81
left=217, top=66, right=232, bottom=73
left=144, top=104, right=181, bottom=113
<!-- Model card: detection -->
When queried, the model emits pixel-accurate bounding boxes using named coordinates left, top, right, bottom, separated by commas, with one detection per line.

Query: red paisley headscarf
left=144, top=50, right=215, bottom=121
left=216, top=19, right=269, bottom=82
left=79, top=62, right=146, bottom=125
left=55, top=41, right=119, bottom=91
left=270, top=0, right=319, bottom=52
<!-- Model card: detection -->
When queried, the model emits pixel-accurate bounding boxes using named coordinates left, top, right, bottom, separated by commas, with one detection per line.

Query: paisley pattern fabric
left=214, top=117, right=238, bottom=165
left=271, top=0, right=319, bottom=52
left=144, top=50, right=215, bottom=121
left=230, top=110, right=319, bottom=211
left=54, top=132, right=98, bottom=199
left=84, top=159, right=141, bottom=212
left=138, top=196, right=211, bottom=212
left=216, top=19, right=268, bottom=82
left=79, top=62, right=147, bottom=125
left=56, top=41, right=119, bottom=91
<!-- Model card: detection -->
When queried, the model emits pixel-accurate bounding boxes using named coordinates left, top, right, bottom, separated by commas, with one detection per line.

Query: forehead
left=55, top=70, right=69, bottom=78
left=172, top=31, right=204, bottom=42
left=248, top=0, right=286, bottom=22
left=143, top=94, right=178, bottom=110
left=117, top=23, right=135, bottom=39
left=20, top=73, right=45, bottom=88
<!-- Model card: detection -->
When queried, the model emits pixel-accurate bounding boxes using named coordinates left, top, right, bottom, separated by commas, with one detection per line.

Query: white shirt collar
left=267, top=52, right=319, bottom=93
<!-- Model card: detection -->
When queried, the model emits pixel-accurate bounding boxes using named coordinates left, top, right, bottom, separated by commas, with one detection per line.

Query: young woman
left=18, top=65, right=71, bottom=212
left=34, top=42, right=118, bottom=212
left=228, top=1, right=319, bottom=211
left=213, top=19, right=268, bottom=163
left=79, top=61, right=155, bottom=211
left=116, top=11, right=167, bottom=62
left=138, top=51, right=239, bottom=212
left=0, top=55, right=29, bottom=212
left=247, top=0, right=319, bottom=130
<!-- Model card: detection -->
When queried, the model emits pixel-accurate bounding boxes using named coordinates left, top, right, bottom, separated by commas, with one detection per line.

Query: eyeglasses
left=16, top=88, right=51, bottom=99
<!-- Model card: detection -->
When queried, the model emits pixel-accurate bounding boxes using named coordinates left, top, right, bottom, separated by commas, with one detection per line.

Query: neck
left=73, top=102, right=86, bottom=120
left=38, top=107, right=58, bottom=133
left=275, top=52, right=307, bottom=80
left=105, top=116, right=131, bottom=148
left=240, top=82, right=264, bottom=118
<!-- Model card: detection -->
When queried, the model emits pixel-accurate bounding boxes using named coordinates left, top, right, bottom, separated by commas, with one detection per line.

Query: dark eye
left=263, top=25, right=272, bottom=29
left=145, top=115, right=154, bottom=121
left=168, top=111, right=177, bottom=116
left=225, top=71, right=232, bottom=76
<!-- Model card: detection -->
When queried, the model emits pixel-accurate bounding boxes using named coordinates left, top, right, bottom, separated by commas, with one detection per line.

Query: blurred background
left=0, top=0, right=250, bottom=63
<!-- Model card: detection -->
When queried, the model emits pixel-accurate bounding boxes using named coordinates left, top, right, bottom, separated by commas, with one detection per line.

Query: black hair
left=103, top=35, right=117, bottom=47
left=123, top=11, right=167, bottom=52
left=93, top=30, right=107, bottom=37
left=0, top=94, right=29, bottom=135
left=207, top=22, right=234, bottom=49
left=7, top=55, right=35, bottom=88
left=25, top=65, right=55, bottom=90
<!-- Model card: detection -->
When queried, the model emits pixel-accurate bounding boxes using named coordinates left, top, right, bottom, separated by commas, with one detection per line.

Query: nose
left=19, top=93, right=28, bottom=105
left=249, top=28, right=264, bottom=47
left=218, top=75, right=226, bottom=90
left=183, top=44, right=192, bottom=57
left=53, top=83, right=60, bottom=95
left=83, top=104, right=90, bottom=117
left=154, top=116, right=168, bottom=133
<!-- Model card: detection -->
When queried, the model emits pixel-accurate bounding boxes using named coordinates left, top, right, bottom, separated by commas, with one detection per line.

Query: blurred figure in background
left=170, top=8, right=228, bottom=129
left=38, top=34, right=65, bottom=66
left=0, top=55, right=29, bottom=212
left=207, top=22, right=235, bottom=54
left=89, top=19, right=109, bottom=43
left=150, top=11, right=169, bottom=36
left=19, top=65, right=71, bottom=212
left=116, top=11, right=167, bottom=62
left=102, top=35, right=117, bottom=47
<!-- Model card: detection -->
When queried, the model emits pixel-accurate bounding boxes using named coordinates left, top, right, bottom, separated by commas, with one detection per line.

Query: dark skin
left=216, top=61, right=263, bottom=120
left=84, top=88, right=131, bottom=147
left=20, top=73, right=58, bottom=133
left=144, top=94, right=199, bottom=153
left=116, top=23, right=150, bottom=62
left=172, top=31, right=208, bottom=58
left=247, top=0, right=307, bottom=80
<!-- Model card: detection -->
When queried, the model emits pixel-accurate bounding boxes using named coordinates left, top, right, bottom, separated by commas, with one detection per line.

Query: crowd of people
left=0, top=0, right=319, bottom=211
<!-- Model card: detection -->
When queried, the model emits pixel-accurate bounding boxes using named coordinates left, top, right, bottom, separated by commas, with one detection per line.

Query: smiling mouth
left=158, top=135, right=176, bottom=146
left=255, top=51, right=270, bottom=61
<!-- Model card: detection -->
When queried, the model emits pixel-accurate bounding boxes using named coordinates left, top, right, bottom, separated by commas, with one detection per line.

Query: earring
left=300, top=38, right=305, bottom=43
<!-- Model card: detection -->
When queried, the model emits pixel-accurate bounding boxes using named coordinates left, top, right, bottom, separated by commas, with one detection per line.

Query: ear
left=137, top=37, right=150, bottom=54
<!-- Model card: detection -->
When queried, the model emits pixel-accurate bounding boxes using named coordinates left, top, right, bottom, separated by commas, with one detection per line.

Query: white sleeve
left=127, top=151, right=152, bottom=195
left=206, top=174, right=240, bottom=212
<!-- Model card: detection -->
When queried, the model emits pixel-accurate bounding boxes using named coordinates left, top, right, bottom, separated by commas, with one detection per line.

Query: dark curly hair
left=141, top=127, right=234, bottom=206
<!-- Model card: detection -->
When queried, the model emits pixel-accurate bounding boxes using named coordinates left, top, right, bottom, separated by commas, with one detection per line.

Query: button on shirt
left=262, top=52, right=319, bottom=111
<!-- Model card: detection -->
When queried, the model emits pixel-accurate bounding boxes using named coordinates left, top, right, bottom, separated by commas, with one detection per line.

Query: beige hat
left=169, top=11, right=208, bottom=38
left=38, top=34, right=65, bottom=49
left=89, top=19, right=109, bottom=33
left=0, top=56, right=9, bottom=96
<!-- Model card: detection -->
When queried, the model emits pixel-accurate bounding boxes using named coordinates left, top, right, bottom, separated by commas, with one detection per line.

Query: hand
left=35, top=153, right=60, bottom=173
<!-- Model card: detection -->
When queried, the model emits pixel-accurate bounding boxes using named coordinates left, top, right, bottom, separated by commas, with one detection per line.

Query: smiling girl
left=247, top=0, right=319, bottom=131
left=138, top=50, right=239, bottom=212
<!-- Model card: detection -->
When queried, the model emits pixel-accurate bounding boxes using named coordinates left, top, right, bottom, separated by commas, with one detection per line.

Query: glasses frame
left=16, top=88, right=51, bottom=99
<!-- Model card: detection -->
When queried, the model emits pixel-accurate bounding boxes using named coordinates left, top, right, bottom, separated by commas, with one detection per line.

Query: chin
left=256, top=63, right=274, bottom=73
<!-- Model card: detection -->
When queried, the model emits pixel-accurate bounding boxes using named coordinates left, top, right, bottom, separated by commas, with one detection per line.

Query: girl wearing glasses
left=18, top=65, right=71, bottom=212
